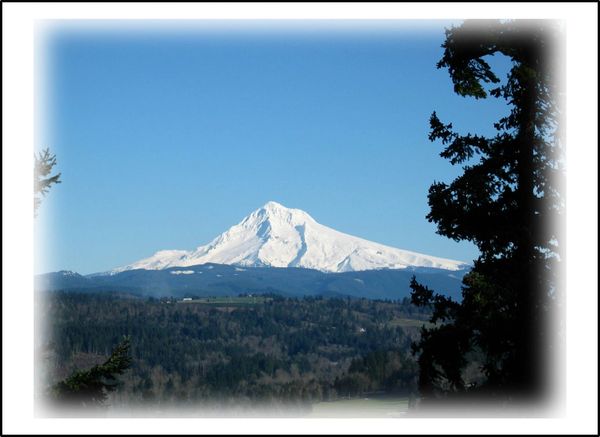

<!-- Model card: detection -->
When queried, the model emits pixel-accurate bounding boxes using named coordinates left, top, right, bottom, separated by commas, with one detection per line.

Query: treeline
left=39, top=292, right=431, bottom=407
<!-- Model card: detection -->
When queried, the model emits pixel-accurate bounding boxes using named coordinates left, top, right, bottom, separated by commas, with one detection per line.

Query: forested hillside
left=38, top=292, right=432, bottom=409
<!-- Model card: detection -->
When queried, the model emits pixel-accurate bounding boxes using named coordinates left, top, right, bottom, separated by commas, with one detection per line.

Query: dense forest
left=37, top=291, right=434, bottom=411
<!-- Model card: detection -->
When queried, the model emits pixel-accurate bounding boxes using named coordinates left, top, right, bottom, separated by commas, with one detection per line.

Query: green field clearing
left=177, top=296, right=272, bottom=306
left=307, top=396, right=409, bottom=418
left=389, top=317, right=435, bottom=328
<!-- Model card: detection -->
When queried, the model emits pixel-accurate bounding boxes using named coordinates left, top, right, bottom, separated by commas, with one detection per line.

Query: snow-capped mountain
left=112, top=201, right=467, bottom=274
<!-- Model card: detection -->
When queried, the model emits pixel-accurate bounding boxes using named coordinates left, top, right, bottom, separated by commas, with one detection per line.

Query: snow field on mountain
left=113, top=201, right=466, bottom=274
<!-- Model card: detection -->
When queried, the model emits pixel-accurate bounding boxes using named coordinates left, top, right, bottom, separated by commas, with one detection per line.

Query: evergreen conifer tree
left=34, top=148, right=61, bottom=215
left=50, top=337, right=132, bottom=407
left=410, top=19, right=564, bottom=404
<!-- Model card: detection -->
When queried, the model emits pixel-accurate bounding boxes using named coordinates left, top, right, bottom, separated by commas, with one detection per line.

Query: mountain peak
left=263, top=200, right=285, bottom=210
left=255, top=201, right=315, bottom=224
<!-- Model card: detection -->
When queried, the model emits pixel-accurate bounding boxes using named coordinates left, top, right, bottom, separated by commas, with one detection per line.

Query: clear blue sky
left=36, top=20, right=513, bottom=275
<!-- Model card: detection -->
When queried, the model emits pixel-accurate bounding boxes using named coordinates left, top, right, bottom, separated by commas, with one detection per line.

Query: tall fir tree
left=410, top=19, right=564, bottom=404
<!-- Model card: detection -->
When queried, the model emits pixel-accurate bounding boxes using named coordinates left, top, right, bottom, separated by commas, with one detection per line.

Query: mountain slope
left=113, top=201, right=467, bottom=274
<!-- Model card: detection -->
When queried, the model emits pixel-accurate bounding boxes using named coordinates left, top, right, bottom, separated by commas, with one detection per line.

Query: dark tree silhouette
left=410, top=19, right=564, bottom=404
left=34, top=148, right=61, bottom=215
left=50, top=337, right=132, bottom=407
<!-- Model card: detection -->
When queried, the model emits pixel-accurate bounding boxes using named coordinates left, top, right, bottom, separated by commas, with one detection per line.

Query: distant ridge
left=36, top=262, right=469, bottom=302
